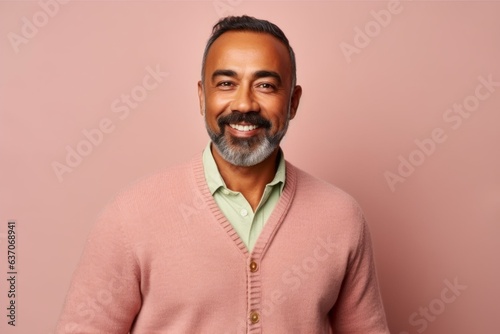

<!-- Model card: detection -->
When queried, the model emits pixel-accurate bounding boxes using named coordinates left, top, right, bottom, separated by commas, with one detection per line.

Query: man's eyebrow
left=211, top=69, right=237, bottom=81
left=211, top=69, right=282, bottom=85
left=253, top=70, right=282, bottom=85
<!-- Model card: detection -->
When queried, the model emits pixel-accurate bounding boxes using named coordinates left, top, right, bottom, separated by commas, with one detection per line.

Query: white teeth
left=229, top=124, right=258, bottom=131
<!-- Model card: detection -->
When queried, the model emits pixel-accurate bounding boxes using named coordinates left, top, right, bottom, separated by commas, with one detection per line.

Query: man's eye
left=257, top=83, right=275, bottom=90
left=217, top=81, right=234, bottom=88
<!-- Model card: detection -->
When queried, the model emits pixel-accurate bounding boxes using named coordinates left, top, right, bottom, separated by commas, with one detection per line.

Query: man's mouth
left=218, top=111, right=271, bottom=133
left=229, top=124, right=259, bottom=132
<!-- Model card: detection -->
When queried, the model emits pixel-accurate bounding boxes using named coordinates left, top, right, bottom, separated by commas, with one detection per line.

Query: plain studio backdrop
left=1, top=1, right=499, bottom=333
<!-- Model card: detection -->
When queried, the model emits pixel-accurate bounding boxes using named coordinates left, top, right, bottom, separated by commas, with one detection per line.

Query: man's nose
left=230, top=85, right=260, bottom=113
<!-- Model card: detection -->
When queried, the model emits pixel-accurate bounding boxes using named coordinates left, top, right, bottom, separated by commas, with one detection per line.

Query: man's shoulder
left=286, top=161, right=364, bottom=216
left=288, top=161, right=358, bottom=200
left=107, top=154, right=202, bottom=207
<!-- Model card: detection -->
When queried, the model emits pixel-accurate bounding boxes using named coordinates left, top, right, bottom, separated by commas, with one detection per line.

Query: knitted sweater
left=56, top=155, right=389, bottom=333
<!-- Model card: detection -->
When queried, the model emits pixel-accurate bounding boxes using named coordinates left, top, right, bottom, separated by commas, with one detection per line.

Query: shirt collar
left=202, top=142, right=286, bottom=196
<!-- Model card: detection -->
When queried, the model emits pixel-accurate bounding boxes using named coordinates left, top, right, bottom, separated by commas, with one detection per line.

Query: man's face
left=198, top=31, right=301, bottom=167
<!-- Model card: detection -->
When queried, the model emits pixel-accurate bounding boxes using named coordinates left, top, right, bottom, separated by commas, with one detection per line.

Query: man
left=57, top=15, right=389, bottom=333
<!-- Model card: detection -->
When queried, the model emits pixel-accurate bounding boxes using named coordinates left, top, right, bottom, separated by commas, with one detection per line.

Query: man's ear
left=289, top=85, right=302, bottom=120
left=197, top=80, right=205, bottom=116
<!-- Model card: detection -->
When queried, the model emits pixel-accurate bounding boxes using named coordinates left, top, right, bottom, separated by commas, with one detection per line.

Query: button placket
left=249, top=311, right=260, bottom=324
left=249, top=261, right=258, bottom=272
left=240, top=208, right=248, bottom=217
left=247, top=256, right=262, bottom=331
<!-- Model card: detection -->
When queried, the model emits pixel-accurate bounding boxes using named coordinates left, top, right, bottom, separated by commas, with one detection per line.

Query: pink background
left=1, top=1, right=499, bottom=333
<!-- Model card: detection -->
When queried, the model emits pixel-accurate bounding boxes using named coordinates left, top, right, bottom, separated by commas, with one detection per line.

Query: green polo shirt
left=202, top=142, right=286, bottom=252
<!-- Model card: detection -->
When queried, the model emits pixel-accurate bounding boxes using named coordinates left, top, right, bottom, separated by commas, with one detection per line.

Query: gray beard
left=204, top=113, right=289, bottom=167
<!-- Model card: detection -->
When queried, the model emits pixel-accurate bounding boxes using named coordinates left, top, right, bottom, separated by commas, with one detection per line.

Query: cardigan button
left=250, top=311, right=260, bottom=324
left=249, top=261, right=258, bottom=272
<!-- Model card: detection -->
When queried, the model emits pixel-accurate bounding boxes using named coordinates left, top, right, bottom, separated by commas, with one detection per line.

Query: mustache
left=217, top=112, right=271, bottom=129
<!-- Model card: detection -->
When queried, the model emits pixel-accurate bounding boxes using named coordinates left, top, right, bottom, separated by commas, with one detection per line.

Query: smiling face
left=198, top=31, right=301, bottom=167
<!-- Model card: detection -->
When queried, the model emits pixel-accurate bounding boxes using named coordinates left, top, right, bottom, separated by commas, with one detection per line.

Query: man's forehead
left=205, top=31, right=291, bottom=74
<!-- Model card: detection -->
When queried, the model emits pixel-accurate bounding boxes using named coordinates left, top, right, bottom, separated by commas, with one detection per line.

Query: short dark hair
left=201, top=15, right=297, bottom=87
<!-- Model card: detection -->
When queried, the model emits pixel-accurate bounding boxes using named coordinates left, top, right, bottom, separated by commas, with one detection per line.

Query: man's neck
left=211, top=144, right=280, bottom=212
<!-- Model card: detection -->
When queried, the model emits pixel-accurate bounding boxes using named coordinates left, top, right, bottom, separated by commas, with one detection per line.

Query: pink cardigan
left=57, top=155, right=389, bottom=333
